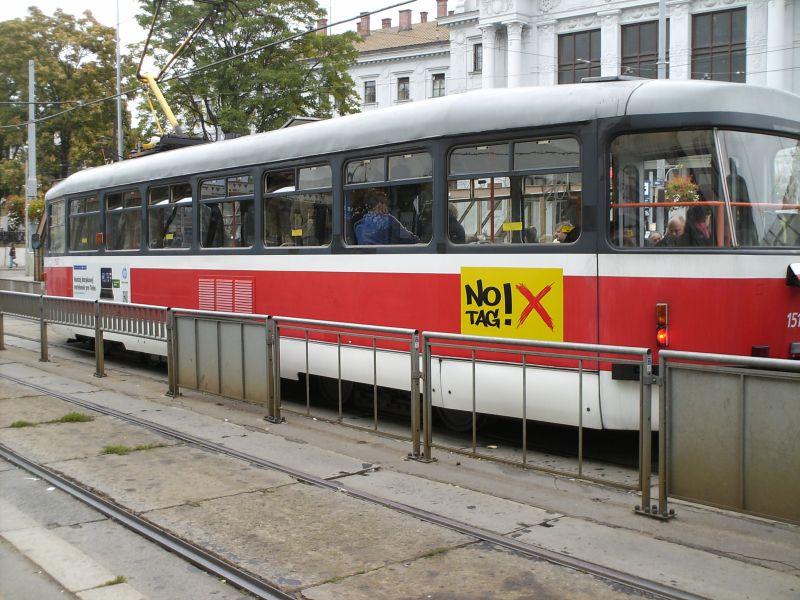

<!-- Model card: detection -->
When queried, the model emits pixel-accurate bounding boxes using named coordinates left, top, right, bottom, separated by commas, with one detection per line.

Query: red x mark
left=516, top=282, right=555, bottom=331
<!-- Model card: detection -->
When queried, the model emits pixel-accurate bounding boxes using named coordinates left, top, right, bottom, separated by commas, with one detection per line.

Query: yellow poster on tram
left=460, top=267, right=564, bottom=341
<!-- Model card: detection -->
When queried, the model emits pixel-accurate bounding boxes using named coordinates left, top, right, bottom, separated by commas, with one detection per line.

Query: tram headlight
left=656, top=303, right=669, bottom=348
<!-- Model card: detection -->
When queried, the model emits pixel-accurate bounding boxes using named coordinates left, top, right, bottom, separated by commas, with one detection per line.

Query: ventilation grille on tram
left=198, top=277, right=254, bottom=313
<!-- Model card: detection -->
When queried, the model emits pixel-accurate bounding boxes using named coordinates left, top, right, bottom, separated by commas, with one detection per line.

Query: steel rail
left=0, top=371, right=700, bottom=600
left=0, top=444, right=293, bottom=600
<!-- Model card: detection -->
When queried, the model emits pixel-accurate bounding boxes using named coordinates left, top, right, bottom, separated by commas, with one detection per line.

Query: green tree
left=0, top=8, right=139, bottom=195
left=135, top=0, right=359, bottom=139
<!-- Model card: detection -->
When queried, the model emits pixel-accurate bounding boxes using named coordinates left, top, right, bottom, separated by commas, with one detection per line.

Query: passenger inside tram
left=351, top=188, right=420, bottom=245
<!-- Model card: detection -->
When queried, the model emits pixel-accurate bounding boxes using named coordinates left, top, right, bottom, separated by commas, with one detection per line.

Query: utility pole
left=116, top=0, right=124, bottom=161
left=26, top=59, right=36, bottom=256
left=657, top=0, right=667, bottom=79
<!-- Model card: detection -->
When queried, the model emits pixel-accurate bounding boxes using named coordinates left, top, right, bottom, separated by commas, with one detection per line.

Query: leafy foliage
left=665, top=175, right=700, bottom=203
left=134, top=0, right=359, bottom=139
left=0, top=8, right=139, bottom=198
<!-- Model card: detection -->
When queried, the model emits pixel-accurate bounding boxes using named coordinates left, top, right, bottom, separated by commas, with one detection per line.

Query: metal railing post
left=409, top=331, right=421, bottom=458
left=39, top=295, right=48, bottom=362
left=635, top=350, right=657, bottom=517
left=421, top=336, right=433, bottom=461
left=166, top=309, right=178, bottom=397
left=0, top=311, right=5, bottom=351
left=658, top=355, right=671, bottom=518
left=94, top=301, right=105, bottom=377
left=265, top=318, right=283, bottom=424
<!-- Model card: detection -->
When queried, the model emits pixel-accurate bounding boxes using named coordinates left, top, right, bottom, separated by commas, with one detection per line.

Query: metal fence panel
left=743, top=374, right=800, bottom=522
left=0, top=291, right=41, bottom=320
left=242, top=323, right=268, bottom=404
left=196, top=319, right=220, bottom=393
left=219, top=321, right=244, bottom=399
left=668, top=368, right=742, bottom=509
left=45, top=296, right=95, bottom=329
left=176, top=316, right=198, bottom=390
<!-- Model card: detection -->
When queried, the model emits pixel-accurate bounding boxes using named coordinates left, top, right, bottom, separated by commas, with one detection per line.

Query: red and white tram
left=43, top=79, right=800, bottom=430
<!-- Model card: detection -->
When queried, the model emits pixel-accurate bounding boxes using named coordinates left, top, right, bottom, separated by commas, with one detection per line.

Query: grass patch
left=48, top=412, right=94, bottom=424
left=101, top=575, right=127, bottom=587
left=419, top=547, right=450, bottom=559
left=101, top=442, right=167, bottom=456
left=9, top=420, right=36, bottom=428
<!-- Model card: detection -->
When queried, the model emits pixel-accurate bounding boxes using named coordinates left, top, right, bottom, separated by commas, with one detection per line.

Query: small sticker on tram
left=291, top=228, right=303, bottom=237
left=502, top=222, right=522, bottom=232
left=165, top=233, right=174, bottom=240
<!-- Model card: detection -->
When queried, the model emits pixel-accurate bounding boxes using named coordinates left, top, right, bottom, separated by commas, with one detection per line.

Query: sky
left=2, top=1, right=441, bottom=50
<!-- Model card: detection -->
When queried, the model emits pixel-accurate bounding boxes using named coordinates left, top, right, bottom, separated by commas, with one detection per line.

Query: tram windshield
left=609, top=130, right=800, bottom=248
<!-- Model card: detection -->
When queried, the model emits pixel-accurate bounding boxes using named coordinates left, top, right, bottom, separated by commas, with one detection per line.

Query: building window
left=364, top=80, right=376, bottom=104
left=558, top=29, right=601, bottom=84
left=473, top=43, right=483, bottom=72
left=432, top=73, right=446, bottom=98
left=691, top=8, right=746, bottom=82
left=397, top=76, right=410, bottom=101
left=621, top=21, right=669, bottom=79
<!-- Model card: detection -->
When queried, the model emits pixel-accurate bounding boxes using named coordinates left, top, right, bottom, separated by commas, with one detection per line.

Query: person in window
left=522, top=225, right=538, bottom=244
left=353, top=189, right=419, bottom=245
left=554, top=221, right=579, bottom=243
left=658, top=215, right=685, bottom=247
left=678, top=204, right=712, bottom=246
left=448, top=203, right=465, bottom=244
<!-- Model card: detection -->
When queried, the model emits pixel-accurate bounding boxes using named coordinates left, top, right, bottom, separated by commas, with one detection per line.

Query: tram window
left=47, top=198, right=65, bottom=254
left=298, top=165, right=332, bottom=190
left=718, top=131, right=800, bottom=248
left=346, top=158, right=383, bottom=184
left=106, top=189, right=142, bottom=251
left=264, top=165, right=332, bottom=247
left=148, top=182, right=193, bottom=249
left=609, top=130, right=732, bottom=248
left=450, top=144, right=509, bottom=176
left=200, top=175, right=254, bottom=248
left=344, top=153, right=433, bottom=246
left=514, top=139, right=580, bottom=171
left=448, top=138, right=582, bottom=245
left=68, top=195, right=99, bottom=252
left=389, top=153, right=432, bottom=180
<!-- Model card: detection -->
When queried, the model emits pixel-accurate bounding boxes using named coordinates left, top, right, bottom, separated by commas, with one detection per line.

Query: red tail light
left=656, top=303, right=669, bottom=348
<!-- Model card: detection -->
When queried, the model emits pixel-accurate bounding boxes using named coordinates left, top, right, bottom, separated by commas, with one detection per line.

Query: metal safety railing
left=0, top=291, right=169, bottom=378
left=271, top=316, right=422, bottom=457
left=652, top=350, right=800, bottom=524
left=420, top=332, right=654, bottom=503
left=169, top=308, right=278, bottom=419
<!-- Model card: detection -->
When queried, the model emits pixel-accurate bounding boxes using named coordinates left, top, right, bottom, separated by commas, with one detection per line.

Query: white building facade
left=348, top=0, right=799, bottom=109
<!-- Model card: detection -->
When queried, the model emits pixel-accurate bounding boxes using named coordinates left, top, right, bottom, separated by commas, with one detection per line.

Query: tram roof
left=46, top=79, right=800, bottom=200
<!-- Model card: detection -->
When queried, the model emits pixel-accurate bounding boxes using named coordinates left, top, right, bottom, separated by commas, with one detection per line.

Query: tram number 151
left=788, top=312, right=800, bottom=328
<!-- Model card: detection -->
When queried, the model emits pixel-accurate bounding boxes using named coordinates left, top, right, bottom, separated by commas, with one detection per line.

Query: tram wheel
left=435, top=407, right=485, bottom=433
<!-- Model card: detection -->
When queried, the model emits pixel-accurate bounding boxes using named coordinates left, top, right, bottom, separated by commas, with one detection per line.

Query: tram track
left=0, top=369, right=703, bottom=600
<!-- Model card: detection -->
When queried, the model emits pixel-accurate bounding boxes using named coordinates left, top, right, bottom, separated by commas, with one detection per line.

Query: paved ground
left=0, top=317, right=799, bottom=599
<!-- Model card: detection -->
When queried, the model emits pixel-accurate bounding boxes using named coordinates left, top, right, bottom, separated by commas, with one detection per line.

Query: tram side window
left=344, top=152, right=433, bottom=246
left=148, top=182, right=193, bottom=249
left=106, top=189, right=142, bottom=250
left=448, top=139, right=581, bottom=244
left=200, top=175, right=254, bottom=248
left=68, top=195, right=100, bottom=252
left=47, top=198, right=65, bottom=253
left=609, top=130, right=731, bottom=248
left=718, top=130, right=800, bottom=248
left=264, top=165, right=332, bottom=247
